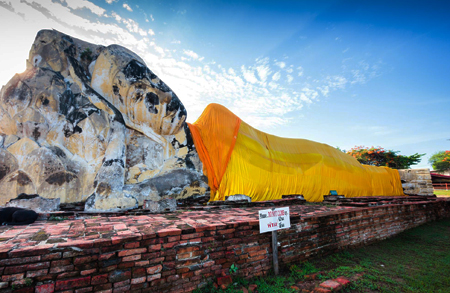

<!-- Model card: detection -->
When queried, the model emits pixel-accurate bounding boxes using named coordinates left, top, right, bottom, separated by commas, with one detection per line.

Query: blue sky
left=0, top=0, right=449, bottom=169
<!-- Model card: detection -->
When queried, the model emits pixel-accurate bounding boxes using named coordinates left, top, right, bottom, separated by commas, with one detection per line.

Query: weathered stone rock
left=398, top=169, right=434, bottom=196
left=143, top=198, right=177, bottom=213
left=0, top=29, right=206, bottom=211
left=6, top=193, right=60, bottom=212
left=226, top=194, right=252, bottom=202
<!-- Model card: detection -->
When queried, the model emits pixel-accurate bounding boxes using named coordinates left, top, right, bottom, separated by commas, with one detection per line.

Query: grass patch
left=434, top=189, right=450, bottom=197
left=195, top=219, right=450, bottom=293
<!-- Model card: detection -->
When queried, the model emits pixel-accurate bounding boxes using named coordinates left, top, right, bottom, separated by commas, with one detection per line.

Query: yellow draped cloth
left=188, top=103, right=404, bottom=202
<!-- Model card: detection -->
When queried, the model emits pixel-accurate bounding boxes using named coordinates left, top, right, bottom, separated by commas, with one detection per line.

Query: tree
left=346, top=146, right=424, bottom=169
left=428, top=151, right=450, bottom=172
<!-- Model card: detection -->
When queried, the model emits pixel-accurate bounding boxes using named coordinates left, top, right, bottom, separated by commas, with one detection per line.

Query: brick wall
left=0, top=200, right=449, bottom=293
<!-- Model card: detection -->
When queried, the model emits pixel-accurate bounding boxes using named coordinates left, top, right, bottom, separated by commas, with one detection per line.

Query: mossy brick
left=4, top=264, right=27, bottom=274
left=117, top=262, right=135, bottom=269
left=2, top=273, right=24, bottom=282
left=124, top=242, right=140, bottom=249
left=74, top=255, right=98, bottom=265
left=26, top=269, right=48, bottom=277
left=51, top=259, right=71, bottom=267
left=113, top=279, right=130, bottom=288
left=56, top=271, right=80, bottom=279
left=0, top=256, right=41, bottom=266
left=93, top=282, right=112, bottom=291
left=49, top=264, right=74, bottom=274
left=42, top=252, right=61, bottom=261
left=108, top=269, right=131, bottom=283
left=91, top=274, right=108, bottom=285
left=55, top=276, right=91, bottom=291
left=74, top=287, right=93, bottom=293
left=148, top=257, right=165, bottom=264
left=114, top=285, right=131, bottom=292
left=62, top=248, right=99, bottom=258
left=35, top=283, right=55, bottom=293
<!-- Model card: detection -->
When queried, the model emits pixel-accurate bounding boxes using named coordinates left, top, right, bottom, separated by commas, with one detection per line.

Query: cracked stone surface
left=0, top=29, right=206, bottom=211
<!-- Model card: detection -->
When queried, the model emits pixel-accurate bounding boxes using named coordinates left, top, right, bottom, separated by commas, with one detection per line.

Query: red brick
left=146, top=264, right=162, bottom=275
left=81, top=269, right=97, bottom=276
left=131, top=276, right=146, bottom=285
left=118, top=248, right=147, bottom=257
left=35, top=283, right=55, bottom=293
left=158, top=229, right=182, bottom=237
left=177, top=246, right=199, bottom=254
left=314, top=287, right=331, bottom=293
left=217, top=276, right=232, bottom=287
left=74, top=255, right=98, bottom=265
left=147, top=273, right=161, bottom=282
left=55, top=277, right=91, bottom=291
left=122, top=254, right=141, bottom=262
left=320, top=280, right=342, bottom=291
left=334, top=276, right=351, bottom=286
left=148, top=244, right=161, bottom=251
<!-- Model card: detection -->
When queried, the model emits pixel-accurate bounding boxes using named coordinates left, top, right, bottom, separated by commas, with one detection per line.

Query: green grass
left=194, top=219, right=450, bottom=293
left=434, top=189, right=450, bottom=196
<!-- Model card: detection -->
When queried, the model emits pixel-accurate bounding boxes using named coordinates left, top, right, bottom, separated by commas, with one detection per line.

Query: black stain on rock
left=46, top=172, right=77, bottom=186
left=103, top=158, right=125, bottom=168
left=123, top=60, right=156, bottom=82
left=144, top=92, right=159, bottom=114
left=0, top=165, right=10, bottom=182
left=12, top=171, right=32, bottom=186
left=49, top=146, right=67, bottom=159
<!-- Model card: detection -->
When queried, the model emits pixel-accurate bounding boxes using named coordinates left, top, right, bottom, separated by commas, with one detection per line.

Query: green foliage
left=48, top=215, right=68, bottom=221
left=80, top=47, right=93, bottom=62
left=229, top=263, right=238, bottom=274
left=429, top=151, right=450, bottom=172
left=347, top=146, right=424, bottom=169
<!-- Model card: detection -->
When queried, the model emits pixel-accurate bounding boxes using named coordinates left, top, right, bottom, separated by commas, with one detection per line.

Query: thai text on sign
left=259, top=207, right=291, bottom=233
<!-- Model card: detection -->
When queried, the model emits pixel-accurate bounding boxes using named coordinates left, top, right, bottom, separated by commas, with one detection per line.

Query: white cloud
left=105, top=0, right=117, bottom=4
left=0, top=0, right=381, bottom=130
left=275, top=61, right=286, bottom=69
left=65, top=0, right=105, bottom=16
left=183, top=49, right=202, bottom=60
left=241, top=65, right=258, bottom=84
left=123, top=3, right=132, bottom=12
left=272, top=72, right=281, bottom=81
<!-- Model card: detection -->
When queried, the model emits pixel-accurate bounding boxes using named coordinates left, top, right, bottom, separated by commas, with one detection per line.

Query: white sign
left=259, top=207, right=291, bottom=233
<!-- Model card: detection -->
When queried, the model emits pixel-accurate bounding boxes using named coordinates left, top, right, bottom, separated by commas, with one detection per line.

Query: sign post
left=259, top=207, right=290, bottom=275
